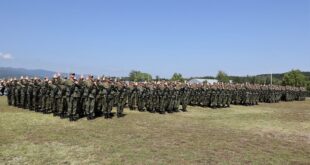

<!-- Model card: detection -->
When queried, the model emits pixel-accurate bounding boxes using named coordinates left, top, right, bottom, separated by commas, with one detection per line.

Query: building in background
left=188, top=78, right=218, bottom=85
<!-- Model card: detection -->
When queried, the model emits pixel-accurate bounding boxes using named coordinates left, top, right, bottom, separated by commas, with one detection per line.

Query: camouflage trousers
left=159, top=96, right=167, bottom=113
left=67, top=97, right=79, bottom=117
left=20, top=93, right=26, bottom=108
left=128, top=95, right=137, bottom=110
left=32, top=95, right=40, bottom=111
left=27, top=94, right=33, bottom=109
left=181, top=97, right=189, bottom=111
left=7, top=94, right=12, bottom=106
left=137, top=97, right=145, bottom=111
left=14, top=92, right=20, bottom=106
left=167, top=97, right=175, bottom=112
left=97, top=96, right=107, bottom=115
left=58, top=97, right=67, bottom=115
left=85, top=97, right=95, bottom=117
left=47, top=97, right=56, bottom=113
left=145, top=97, right=156, bottom=112
left=107, top=98, right=114, bottom=116
left=210, top=93, right=218, bottom=108
left=41, top=96, right=48, bottom=112
left=117, top=97, right=126, bottom=116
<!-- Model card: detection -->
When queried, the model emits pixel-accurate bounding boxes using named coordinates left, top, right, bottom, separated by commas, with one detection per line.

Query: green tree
left=171, top=73, right=184, bottom=82
left=282, top=69, right=306, bottom=87
left=232, top=76, right=241, bottom=83
left=129, top=70, right=152, bottom=82
left=306, top=81, right=310, bottom=91
left=255, top=76, right=268, bottom=84
left=306, top=77, right=310, bottom=91
left=216, top=71, right=229, bottom=83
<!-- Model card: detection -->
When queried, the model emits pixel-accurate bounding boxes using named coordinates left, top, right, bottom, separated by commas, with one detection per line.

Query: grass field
left=0, top=97, right=309, bottom=165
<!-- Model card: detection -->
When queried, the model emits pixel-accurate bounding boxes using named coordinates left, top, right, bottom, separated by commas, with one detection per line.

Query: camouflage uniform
left=6, top=82, right=12, bottom=106
left=84, top=78, right=96, bottom=120
left=27, top=81, right=33, bottom=110
left=20, top=79, right=27, bottom=109
left=48, top=80, right=58, bottom=114
left=97, top=81, right=109, bottom=118
left=40, top=81, right=49, bottom=113
left=158, top=84, right=167, bottom=114
left=137, top=85, right=146, bottom=111
left=32, top=79, right=40, bottom=112
left=116, top=83, right=128, bottom=117
left=106, top=83, right=117, bottom=118
left=180, top=85, right=190, bottom=111
left=128, top=84, right=138, bottom=110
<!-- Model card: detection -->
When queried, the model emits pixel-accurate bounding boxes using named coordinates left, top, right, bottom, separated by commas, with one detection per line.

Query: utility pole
left=271, top=72, right=273, bottom=85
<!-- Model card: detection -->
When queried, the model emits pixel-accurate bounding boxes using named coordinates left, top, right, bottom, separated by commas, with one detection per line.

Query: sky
left=0, top=0, right=309, bottom=78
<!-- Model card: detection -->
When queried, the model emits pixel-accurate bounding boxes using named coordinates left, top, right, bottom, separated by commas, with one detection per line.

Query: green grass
left=0, top=97, right=309, bottom=165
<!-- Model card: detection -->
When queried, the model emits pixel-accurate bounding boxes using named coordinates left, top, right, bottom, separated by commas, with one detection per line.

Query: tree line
left=128, top=69, right=310, bottom=92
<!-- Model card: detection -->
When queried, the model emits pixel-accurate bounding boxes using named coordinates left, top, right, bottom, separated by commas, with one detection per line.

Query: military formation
left=1, top=73, right=308, bottom=121
left=188, top=83, right=307, bottom=108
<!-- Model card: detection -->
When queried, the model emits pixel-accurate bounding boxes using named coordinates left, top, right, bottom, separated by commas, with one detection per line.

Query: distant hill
left=1, top=67, right=309, bottom=81
left=0, top=67, right=97, bottom=79
left=0, top=67, right=60, bottom=79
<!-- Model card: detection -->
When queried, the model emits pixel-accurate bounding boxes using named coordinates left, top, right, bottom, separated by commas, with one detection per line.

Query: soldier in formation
left=3, top=75, right=308, bottom=121
left=0, top=80, right=5, bottom=96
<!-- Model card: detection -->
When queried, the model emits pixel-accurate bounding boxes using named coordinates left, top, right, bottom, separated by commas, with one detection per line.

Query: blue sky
left=0, top=0, right=309, bottom=78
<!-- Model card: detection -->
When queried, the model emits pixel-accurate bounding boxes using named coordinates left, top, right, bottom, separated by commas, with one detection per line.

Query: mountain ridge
left=1, top=67, right=309, bottom=80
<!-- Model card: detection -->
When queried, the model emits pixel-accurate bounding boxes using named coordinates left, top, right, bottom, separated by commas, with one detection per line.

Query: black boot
left=87, top=115, right=91, bottom=120
left=87, top=114, right=94, bottom=120
left=72, top=115, right=79, bottom=121
left=60, top=113, right=65, bottom=119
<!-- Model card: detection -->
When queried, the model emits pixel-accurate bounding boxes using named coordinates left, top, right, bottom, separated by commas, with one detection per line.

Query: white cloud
left=0, top=52, right=13, bottom=60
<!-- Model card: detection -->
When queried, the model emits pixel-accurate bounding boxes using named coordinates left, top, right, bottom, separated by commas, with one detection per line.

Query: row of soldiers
left=189, top=83, right=307, bottom=108
left=3, top=74, right=307, bottom=121
left=4, top=74, right=193, bottom=121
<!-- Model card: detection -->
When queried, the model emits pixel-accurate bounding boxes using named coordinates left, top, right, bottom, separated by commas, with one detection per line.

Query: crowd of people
left=0, top=73, right=307, bottom=121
